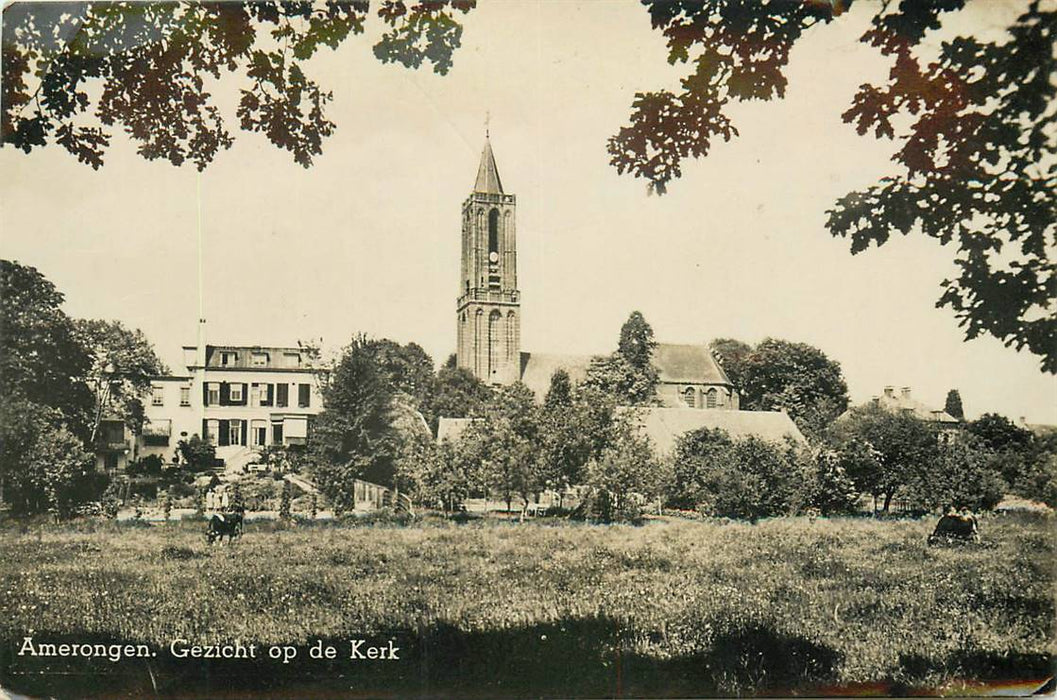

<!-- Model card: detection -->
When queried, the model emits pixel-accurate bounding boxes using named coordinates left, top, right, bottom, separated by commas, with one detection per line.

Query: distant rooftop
left=182, top=345, right=318, bottom=371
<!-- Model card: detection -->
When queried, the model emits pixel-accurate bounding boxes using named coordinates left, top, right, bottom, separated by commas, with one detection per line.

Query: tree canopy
left=712, top=337, right=849, bottom=439
left=2, top=1, right=476, bottom=169
left=609, top=1, right=1055, bottom=372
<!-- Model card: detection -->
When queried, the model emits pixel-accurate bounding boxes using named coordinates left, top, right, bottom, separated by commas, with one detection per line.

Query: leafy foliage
left=669, top=426, right=811, bottom=520
left=419, top=363, right=491, bottom=434
left=584, top=417, right=663, bottom=523
left=709, top=337, right=752, bottom=390
left=0, top=397, right=96, bottom=517
left=827, top=403, right=941, bottom=512
left=612, top=1, right=1055, bottom=371
left=1, top=260, right=93, bottom=439
left=75, top=319, right=167, bottom=442
left=944, top=389, right=964, bottom=420
left=310, top=335, right=400, bottom=507
left=2, top=1, right=476, bottom=169
left=723, top=337, right=849, bottom=440
left=584, top=310, right=662, bottom=405
left=176, top=434, right=217, bottom=473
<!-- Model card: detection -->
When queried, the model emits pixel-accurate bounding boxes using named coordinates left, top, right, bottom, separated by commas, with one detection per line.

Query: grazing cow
left=206, top=512, right=243, bottom=544
left=928, top=511, right=980, bottom=546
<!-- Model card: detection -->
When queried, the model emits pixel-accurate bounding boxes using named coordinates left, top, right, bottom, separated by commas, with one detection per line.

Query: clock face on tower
left=489, top=251, right=499, bottom=263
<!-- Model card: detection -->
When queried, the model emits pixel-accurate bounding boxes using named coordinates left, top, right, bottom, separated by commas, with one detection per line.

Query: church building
left=455, top=136, right=741, bottom=411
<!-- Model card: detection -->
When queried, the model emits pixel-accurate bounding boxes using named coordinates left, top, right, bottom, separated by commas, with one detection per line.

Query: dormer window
left=220, top=351, right=238, bottom=366
left=251, top=353, right=269, bottom=367
left=283, top=352, right=301, bottom=368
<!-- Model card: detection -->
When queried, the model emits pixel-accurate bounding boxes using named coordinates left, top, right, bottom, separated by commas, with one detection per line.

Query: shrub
left=126, top=454, right=164, bottom=477
left=672, top=429, right=811, bottom=521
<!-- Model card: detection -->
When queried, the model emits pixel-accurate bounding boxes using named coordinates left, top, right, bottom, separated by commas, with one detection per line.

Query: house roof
left=839, top=388, right=960, bottom=424
left=186, top=345, right=317, bottom=371
left=653, top=343, right=732, bottom=385
left=437, top=417, right=478, bottom=443
left=519, top=352, right=592, bottom=399
left=474, top=138, right=504, bottom=194
left=619, top=406, right=806, bottom=454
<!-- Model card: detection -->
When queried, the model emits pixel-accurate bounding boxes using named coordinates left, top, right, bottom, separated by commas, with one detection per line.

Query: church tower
left=456, top=136, right=520, bottom=385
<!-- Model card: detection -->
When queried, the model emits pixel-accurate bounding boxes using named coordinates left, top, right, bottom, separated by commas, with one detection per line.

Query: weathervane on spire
left=485, top=110, right=490, bottom=139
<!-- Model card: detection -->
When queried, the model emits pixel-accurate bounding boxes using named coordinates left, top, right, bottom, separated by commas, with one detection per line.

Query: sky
left=2, top=1, right=1054, bottom=423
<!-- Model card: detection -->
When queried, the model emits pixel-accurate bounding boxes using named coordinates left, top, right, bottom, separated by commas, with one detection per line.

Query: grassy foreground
left=1, top=514, right=1054, bottom=697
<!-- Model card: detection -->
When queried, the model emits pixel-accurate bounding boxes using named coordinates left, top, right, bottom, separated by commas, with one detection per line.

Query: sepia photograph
left=1, top=0, right=1055, bottom=697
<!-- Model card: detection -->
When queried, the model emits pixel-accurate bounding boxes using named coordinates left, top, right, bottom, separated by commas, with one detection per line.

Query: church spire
left=474, top=135, right=504, bottom=194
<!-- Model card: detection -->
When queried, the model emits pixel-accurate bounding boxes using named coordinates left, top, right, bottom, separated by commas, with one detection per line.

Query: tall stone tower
left=456, top=137, right=520, bottom=385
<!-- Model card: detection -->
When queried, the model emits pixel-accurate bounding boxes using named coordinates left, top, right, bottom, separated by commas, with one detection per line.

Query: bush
left=671, top=429, right=811, bottom=521
left=126, top=454, right=164, bottom=477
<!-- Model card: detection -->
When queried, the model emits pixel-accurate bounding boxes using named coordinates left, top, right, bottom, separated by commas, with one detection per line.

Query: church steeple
left=474, top=138, right=504, bottom=194
left=456, top=134, right=520, bottom=385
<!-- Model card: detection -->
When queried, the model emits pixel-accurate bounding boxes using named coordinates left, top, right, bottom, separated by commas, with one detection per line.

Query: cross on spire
left=485, top=110, right=490, bottom=139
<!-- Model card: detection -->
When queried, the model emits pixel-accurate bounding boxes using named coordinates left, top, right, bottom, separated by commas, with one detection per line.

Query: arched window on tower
left=488, top=209, right=500, bottom=254
left=488, top=209, right=501, bottom=290
left=683, top=387, right=696, bottom=408
left=506, top=311, right=516, bottom=360
left=488, top=310, right=501, bottom=377
left=706, top=388, right=718, bottom=408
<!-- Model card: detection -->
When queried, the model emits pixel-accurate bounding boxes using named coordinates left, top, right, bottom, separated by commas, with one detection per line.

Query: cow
left=927, top=510, right=980, bottom=546
left=206, top=511, right=244, bottom=544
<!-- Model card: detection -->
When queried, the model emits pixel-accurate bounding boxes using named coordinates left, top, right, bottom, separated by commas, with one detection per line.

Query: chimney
left=196, top=318, right=207, bottom=367
left=883, top=386, right=894, bottom=398
left=901, top=387, right=911, bottom=399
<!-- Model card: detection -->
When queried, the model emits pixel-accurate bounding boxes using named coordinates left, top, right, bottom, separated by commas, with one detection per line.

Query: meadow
left=0, top=514, right=1053, bottom=698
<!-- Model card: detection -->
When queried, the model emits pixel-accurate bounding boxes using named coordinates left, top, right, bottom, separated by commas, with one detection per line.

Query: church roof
left=620, top=406, right=806, bottom=454
left=519, top=352, right=591, bottom=399
left=653, top=343, right=732, bottom=385
left=474, top=138, right=504, bottom=194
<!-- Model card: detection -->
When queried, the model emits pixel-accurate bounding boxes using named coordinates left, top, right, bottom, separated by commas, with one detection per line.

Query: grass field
left=1, top=514, right=1054, bottom=697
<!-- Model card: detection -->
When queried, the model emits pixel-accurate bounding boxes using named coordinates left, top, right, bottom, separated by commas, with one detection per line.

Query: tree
left=474, top=383, right=540, bottom=516
left=1, top=260, right=93, bottom=438
left=913, top=435, right=1006, bottom=512
left=709, top=338, right=753, bottom=391
left=309, top=335, right=399, bottom=509
left=584, top=418, right=662, bottom=523
left=0, top=397, right=96, bottom=517
left=810, top=448, right=863, bottom=516
left=618, top=310, right=657, bottom=370
left=828, top=403, right=940, bottom=512
left=608, top=2, right=1055, bottom=372
left=966, top=413, right=1034, bottom=453
left=944, top=389, right=965, bottom=420
left=669, top=427, right=811, bottom=520
left=738, top=338, right=849, bottom=440
left=2, top=1, right=476, bottom=169
left=279, top=480, right=292, bottom=521
left=543, top=368, right=573, bottom=409
left=583, top=353, right=658, bottom=406
left=75, top=319, right=168, bottom=443
left=368, top=339, right=435, bottom=405
left=536, top=381, right=617, bottom=505
left=418, top=364, right=491, bottom=435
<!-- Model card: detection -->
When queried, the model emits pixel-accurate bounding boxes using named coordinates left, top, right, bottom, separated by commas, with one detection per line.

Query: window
left=251, top=420, right=267, bottom=447
left=272, top=420, right=284, bottom=445
left=276, top=383, right=289, bottom=408
left=298, top=383, right=311, bottom=408
left=259, top=383, right=273, bottom=407
left=228, top=419, right=243, bottom=446
left=283, top=353, right=301, bottom=368
left=683, top=387, right=696, bottom=408
left=151, top=386, right=164, bottom=406
left=706, top=388, right=718, bottom=408
left=250, top=383, right=260, bottom=407
left=180, top=387, right=190, bottom=407
left=220, top=351, right=238, bottom=366
left=230, top=383, right=244, bottom=403
left=488, top=208, right=500, bottom=254
left=206, top=419, right=220, bottom=446
left=251, top=353, right=268, bottom=367
left=206, top=383, right=220, bottom=406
